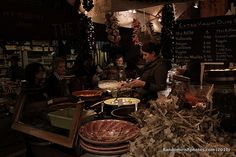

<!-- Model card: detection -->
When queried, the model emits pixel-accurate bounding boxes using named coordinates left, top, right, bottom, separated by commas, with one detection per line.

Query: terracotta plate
left=80, top=140, right=129, bottom=155
left=72, top=90, right=103, bottom=97
left=79, top=119, right=139, bottom=145
left=80, top=140, right=129, bottom=151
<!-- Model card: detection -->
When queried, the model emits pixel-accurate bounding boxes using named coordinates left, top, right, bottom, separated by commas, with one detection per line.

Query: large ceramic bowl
left=79, top=119, right=139, bottom=145
left=72, top=90, right=103, bottom=102
left=98, top=80, right=120, bottom=90
left=72, top=90, right=103, bottom=97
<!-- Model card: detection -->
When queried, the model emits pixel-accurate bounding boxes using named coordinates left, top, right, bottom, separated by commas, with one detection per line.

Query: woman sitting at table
left=124, top=41, right=171, bottom=100
left=20, top=62, right=77, bottom=128
left=19, top=62, right=50, bottom=127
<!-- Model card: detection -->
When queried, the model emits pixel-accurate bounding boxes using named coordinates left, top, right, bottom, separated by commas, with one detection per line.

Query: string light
left=87, top=17, right=96, bottom=54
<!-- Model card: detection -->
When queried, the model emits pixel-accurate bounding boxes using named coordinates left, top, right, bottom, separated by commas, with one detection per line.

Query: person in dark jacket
left=5, top=55, right=24, bottom=81
left=21, top=62, right=76, bottom=127
left=71, top=54, right=96, bottom=89
left=125, top=41, right=172, bottom=100
left=103, top=54, right=127, bottom=81
left=20, top=62, right=50, bottom=127
left=45, top=57, right=70, bottom=98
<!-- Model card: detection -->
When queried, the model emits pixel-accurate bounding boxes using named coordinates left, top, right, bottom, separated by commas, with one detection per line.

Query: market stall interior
left=0, top=0, right=236, bottom=156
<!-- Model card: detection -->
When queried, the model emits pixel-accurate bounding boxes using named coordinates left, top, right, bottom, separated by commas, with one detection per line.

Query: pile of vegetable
left=122, top=95, right=236, bottom=157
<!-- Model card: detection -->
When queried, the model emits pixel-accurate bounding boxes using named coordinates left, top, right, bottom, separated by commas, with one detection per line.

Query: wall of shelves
left=0, top=40, right=78, bottom=75
left=0, top=46, right=7, bottom=77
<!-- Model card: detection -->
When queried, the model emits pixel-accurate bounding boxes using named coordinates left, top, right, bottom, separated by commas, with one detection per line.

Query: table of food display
left=45, top=78, right=236, bottom=156
left=73, top=80, right=236, bottom=156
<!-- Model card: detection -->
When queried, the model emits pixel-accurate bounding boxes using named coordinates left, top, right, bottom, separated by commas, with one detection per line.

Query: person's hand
left=119, top=81, right=129, bottom=88
left=129, top=79, right=145, bottom=88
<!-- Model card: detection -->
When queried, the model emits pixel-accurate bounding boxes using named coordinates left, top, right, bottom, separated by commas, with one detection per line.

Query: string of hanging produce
left=132, top=18, right=142, bottom=46
left=71, top=12, right=91, bottom=55
left=146, top=21, right=155, bottom=36
left=160, top=4, right=175, bottom=60
left=83, top=0, right=94, bottom=12
left=105, top=13, right=121, bottom=46
left=87, top=17, right=96, bottom=54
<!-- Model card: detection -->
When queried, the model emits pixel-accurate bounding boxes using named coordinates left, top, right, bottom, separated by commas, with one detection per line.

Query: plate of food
left=104, top=97, right=140, bottom=106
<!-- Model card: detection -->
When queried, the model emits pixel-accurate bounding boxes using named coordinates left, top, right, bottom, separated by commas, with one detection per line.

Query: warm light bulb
left=194, top=1, right=198, bottom=8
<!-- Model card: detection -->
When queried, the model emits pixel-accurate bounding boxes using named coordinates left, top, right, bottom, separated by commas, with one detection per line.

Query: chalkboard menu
left=174, top=15, right=236, bottom=64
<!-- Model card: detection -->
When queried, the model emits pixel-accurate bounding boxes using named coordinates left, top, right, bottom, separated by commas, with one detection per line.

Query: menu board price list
left=174, top=15, right=236, bottom=63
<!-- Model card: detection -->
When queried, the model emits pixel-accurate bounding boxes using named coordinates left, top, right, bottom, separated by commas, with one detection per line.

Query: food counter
left=2, top=77, right=235, bottom=156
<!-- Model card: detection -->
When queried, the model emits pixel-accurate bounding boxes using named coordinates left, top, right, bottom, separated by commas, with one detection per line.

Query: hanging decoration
left=74, top=0, right=81, bottom=11
left=105, top=13, right=121, bottom=46
left=160, top=4, right=175, bottom=60
left=69, top=12, right=91, bottom=55
left=131, top=18, right=142, bottom=46
left=146, top=21, right=155, bottom=36
left=82, top=0, right=94, bottom=12
left=87, top=17, right=96, bottom=54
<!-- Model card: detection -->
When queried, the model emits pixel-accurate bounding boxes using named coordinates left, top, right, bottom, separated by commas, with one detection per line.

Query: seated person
left=71, top=54, right=96, bottom=89
left=20, top=62, right=50, bottom=127
left=45, top=57, right=71, bottom=98
left=91, top=65, right=104, bottom=87
left=103, top=54, right=127, bottom=81
left=5, top=55, right=24, bottom=81
left=18, top=62, right=79, bottom=134
left=123, top=41, right=172, bottom=100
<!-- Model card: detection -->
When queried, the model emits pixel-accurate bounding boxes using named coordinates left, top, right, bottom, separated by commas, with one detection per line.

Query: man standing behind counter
left=125, top=41, right=171, bottom=100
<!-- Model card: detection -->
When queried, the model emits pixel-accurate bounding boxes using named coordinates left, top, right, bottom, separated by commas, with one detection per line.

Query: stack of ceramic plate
left=79, top=119, right=139, bottom=155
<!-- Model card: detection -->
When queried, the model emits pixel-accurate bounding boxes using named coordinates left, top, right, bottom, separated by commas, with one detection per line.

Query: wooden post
left=200, top=0, right=229, bottom=17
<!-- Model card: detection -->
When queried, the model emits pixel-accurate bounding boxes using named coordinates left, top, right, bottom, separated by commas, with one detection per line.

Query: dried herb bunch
left=122, top=95, right=236, bottom=157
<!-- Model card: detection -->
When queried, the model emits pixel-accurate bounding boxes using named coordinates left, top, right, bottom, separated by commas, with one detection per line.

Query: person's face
left=142, top=51, right=156, bottom=63
left=55, top=62, right=66, bottom=76
left=11, top=60, right=18, bottom=66
left=35, top=67, right=45, bottom=84
left=116, top=57, right=124, bottom=67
